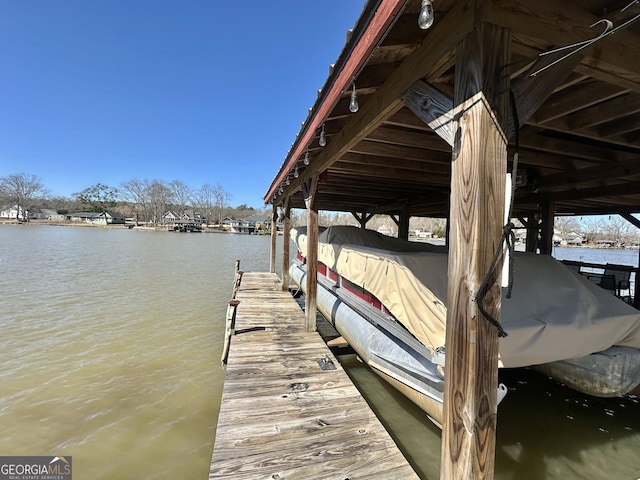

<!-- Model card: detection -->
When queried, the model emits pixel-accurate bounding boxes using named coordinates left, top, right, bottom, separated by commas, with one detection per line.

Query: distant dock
left=209, top=271, right=418, bottom=479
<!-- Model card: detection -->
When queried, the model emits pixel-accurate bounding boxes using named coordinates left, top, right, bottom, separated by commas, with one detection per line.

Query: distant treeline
left=0, top=173, right=266, bottom=224
left=1, top=173, right=638, bottom=244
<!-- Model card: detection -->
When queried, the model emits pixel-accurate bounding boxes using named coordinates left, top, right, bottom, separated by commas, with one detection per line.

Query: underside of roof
left=265, top=0, right=640, bottom=219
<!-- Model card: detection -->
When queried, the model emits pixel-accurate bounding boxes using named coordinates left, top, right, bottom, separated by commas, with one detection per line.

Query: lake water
left=1, top=225, right=639, bottom=479
left=0, top=225, right=285, bottom=479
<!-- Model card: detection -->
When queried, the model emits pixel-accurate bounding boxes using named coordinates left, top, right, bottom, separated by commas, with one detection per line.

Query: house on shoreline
left=66, top=211, right=125, bottom=225
left=222, top=214, right=279, bottom=234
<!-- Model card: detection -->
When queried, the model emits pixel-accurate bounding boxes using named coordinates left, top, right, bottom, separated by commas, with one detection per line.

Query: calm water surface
left=0, top=225, right=284, bottom=479
left=1, top=227, right=639, bottom=479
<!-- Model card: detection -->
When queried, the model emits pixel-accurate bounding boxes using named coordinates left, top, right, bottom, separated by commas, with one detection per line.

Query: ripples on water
left=342, top=356, right=640, bottom=480
left=1, top=227, right=639, bottom=479
left=0, top=225, right=284, bottom=479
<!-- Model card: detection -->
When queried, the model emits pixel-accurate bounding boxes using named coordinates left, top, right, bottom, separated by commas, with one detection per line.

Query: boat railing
left=562, top=260, right=636, bottom=306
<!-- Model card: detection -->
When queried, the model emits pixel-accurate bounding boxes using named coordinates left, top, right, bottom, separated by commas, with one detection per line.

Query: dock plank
left=210, top=272, right=419, bottom=479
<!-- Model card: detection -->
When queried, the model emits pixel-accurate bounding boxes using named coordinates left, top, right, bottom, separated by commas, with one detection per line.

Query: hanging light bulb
left=349, top=81, right=359, bottom=113
left=286, top=175, right=290, bottom=186
left=418, top=0, right=434, bottom=30
left=303, top=150, right=310, bottom=165
left=294, top=165, right=299, bottom=178
left=319, top=123, right=326, bottom=147
left=278, top=185, right=283, bottom=194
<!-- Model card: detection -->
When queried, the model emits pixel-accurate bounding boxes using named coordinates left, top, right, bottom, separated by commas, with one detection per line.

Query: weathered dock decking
left=210, top=271, right=419, bottom=479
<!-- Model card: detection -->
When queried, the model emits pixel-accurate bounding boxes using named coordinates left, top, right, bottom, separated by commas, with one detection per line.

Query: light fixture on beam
left=294, top=165, right=299, bottom=178
left=304, top=149, right=310, bottom=165
left=319, top=123, right=326, bottom=147
left=418, top=0, right=434, bottom=30
left=349, top=81, right=359, bottom=113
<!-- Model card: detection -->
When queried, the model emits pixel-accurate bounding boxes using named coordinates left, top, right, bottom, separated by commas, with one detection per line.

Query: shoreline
left=0, top=219, right=282, bottom=234
left=1, top=220, right=635, bottom=246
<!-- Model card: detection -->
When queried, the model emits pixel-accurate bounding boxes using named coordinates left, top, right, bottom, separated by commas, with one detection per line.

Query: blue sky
left=0, top=1, right=365, bottom=208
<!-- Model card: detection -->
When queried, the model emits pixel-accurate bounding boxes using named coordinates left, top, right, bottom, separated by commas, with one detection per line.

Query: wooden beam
left=401, top=2, right=640, bottom=143
left=403, top=81, right=457, bottom=146
left=332, top=160, right=450, bottom=186
left=539, top=156, right=640, bottom=190
left=525, top=215, right=540, bottom=253
left=270, top=203, right=277, bottom=274
left=621, top=212, right=640, bottom=230
left=441, top=22, right=510, bottom=480
left=482, top=0, right=640, bottom=87
left=264, top=0, right=407, bottom=202
left=534, top=83, right=630, bottom=124
left=350, top=211, right=373, bottom=229
left=507, top=49, right=583, bottom=139
left=398, top=203, right=410, bottom=240
left=304, top=175, right=319, bottom=332
left=404, top=49, right=579, bottom=144
left=517, top=128, right=623, bottom=163
left=281, top=198, right=291, bottom=291
left=366, top=125, right=452, bottom=152
left=539, top=200, right=555, bottom=255
left=280, top=0, right=476, bottom=200
left=623, top=212, right=640, bottom=308
left=522, top=181, right=640, bottom=204
left=339, top=152, right=451, bottom=175
left=350, top=138, right=453, bottom=164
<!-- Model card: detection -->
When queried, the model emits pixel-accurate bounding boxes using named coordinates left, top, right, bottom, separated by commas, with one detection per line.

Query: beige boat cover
left=291, top=226, right=640, bottom=368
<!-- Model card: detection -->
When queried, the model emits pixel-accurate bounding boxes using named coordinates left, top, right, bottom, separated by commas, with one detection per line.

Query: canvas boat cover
left=291, top=225, right=640, bottom=368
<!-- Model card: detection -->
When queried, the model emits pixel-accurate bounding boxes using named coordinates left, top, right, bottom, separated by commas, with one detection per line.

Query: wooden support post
left=270, top=203, right=277, bottom=273
left=350, top=212, right=363, bottom=228
left=232, top=269, right=243, bottom=300
left=442, top=23, right=510, bottom=480
left=303, top=175, right=319, bottom=332
left=621, top=213, right=640, bottom=307
left=524, top=215, right=540, bottom=253
left=637, top=246, right=640, bottom=309
left=539, top=201, right=555, bottom=255
left=221, top=299, right=240, bottom=365
left=351, top=211, right=373, bottom=229
left=281, top=198, right=291, bottom=291
left=445, top=213, right=450, bottom=248
left=398, top=204, right=410, bottom=240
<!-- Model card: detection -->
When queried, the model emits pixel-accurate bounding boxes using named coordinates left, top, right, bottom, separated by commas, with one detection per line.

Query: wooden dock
left=210, top=271, right=419, bottom=479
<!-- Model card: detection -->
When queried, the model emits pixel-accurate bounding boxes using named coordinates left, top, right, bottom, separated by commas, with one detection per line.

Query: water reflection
left=496, top=368, right=640, bottom=480
left=0, top=226, right=285, bottom=480
left=341, top=354, right=640, bottom=479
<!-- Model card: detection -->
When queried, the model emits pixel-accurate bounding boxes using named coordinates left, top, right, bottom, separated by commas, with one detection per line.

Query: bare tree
left=603, top=215, right=632, bottom=247
left=212, top=182, right=231, bottom=225
left=579, top=216, right=605, bottom=244
left=169, top=180, right=192, bottom=215
left=145, top=180, right=173, bottom=225
left=120, top=179, right=150, bottom=225
left=554, top=216, right=581, bottom=241
left=0, top=173, right=48, bottom=220
left=318, top=211, right=357, bottom=227
left=193, top=183, right=216, bottom=225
